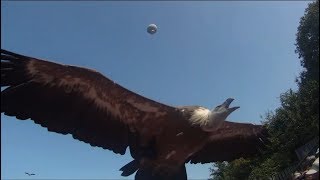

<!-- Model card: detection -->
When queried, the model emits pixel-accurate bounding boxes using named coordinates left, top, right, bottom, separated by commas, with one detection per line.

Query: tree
left=209, top=1, right=319, bottom=179
left=296, top=0, right=319, bottom=84
left=209, top=159, right=253, bottom=180
left=295, top=0, right=319, bottom=136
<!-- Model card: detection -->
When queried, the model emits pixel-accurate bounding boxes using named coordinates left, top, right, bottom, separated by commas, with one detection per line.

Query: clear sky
left=1, top=1, right=310, bottom=179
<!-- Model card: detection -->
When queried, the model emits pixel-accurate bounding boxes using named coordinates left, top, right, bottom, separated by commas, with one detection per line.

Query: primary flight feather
left=1, top=49, right=268, bottom=180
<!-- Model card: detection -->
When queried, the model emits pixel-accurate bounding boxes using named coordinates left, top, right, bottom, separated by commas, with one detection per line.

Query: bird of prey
left=1, top=49, right=268, bottom=180
left=25, top=172, right=35, bottom=176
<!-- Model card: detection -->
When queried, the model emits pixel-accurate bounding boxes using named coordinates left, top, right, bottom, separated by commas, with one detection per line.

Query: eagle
left=1, top=49, right=268, bottom=180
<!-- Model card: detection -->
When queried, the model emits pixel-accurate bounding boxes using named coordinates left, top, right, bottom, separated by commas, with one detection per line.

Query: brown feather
left=188, top=121, right=268, bottom=163
left=1, top=49, right=178, bottom=155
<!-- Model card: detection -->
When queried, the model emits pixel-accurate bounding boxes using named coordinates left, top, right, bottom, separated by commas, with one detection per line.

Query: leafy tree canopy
left=209, top=1, right=319, bottom=179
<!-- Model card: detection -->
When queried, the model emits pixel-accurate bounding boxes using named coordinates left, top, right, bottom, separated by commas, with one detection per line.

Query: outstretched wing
left=1, top=49, right=179, bottom=155
left=189, top=121, right=268, bottom=163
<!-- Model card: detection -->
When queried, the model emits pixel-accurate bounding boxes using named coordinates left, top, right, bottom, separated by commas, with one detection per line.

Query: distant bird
left=1, top=49, right=268, bottom=180
left=25, top=172, right=35, bottom=176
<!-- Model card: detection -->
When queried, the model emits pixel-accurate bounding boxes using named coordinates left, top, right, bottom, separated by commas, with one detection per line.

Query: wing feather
left=1, top=49, right=178, bottom=155
left=189, top=121, right=268, bottom=163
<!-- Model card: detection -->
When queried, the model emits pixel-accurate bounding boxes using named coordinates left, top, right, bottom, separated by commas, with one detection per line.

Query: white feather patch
left=189, top=107, right=211, bottom=126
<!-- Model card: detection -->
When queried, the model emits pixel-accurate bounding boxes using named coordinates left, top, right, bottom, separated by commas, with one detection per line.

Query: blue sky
left=1, top=1, right=310, bottom=179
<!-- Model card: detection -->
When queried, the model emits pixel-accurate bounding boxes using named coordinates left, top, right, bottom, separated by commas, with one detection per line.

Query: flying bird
left=1, top=49, right=268, bottom=180
left=25, top=172, right=35, bottom=176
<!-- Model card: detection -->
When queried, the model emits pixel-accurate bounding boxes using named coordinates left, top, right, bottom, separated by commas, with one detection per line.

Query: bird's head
left=210, top=98, right=240, bottom=122
left=202, top=98, right=240, bottom=132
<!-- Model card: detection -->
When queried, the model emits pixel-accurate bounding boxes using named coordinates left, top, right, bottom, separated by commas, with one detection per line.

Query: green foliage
left=209, top=159, right=253, bottom=180
left=248, top=156, right=284, bottom=180
left=209, top=162, right=229, bottom=180
left=209, top=1, right=319, bottom=179
left=295, top=0, right=319, bottom=84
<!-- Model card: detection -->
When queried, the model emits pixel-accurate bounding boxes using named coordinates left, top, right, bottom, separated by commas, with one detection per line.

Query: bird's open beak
left=222, top=98, right=240, bottom=112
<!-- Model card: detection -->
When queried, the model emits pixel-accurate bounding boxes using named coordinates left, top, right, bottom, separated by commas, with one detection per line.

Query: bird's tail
left=135, top=165, right=187, bottom=180
left=119, top=159, right=139, bottom=177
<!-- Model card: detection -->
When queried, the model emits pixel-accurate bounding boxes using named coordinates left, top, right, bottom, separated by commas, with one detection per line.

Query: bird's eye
left=215, top=105, right=221, bottom=109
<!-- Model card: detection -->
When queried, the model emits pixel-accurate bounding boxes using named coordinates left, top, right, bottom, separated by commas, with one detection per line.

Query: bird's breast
left=148, top=126, right=209, bottom=166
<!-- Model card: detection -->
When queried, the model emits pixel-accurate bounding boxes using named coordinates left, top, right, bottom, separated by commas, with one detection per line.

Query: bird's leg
left=129, top=132, right=157, bottom=159
left=139, top=137, right=157, bottom=159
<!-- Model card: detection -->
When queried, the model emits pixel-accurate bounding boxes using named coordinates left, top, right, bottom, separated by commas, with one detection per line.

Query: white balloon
left=147, top=24, right=157, bottom=34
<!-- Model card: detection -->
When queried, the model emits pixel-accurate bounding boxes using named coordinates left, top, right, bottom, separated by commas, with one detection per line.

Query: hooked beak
left=222, top=98, right=240, bottom=112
